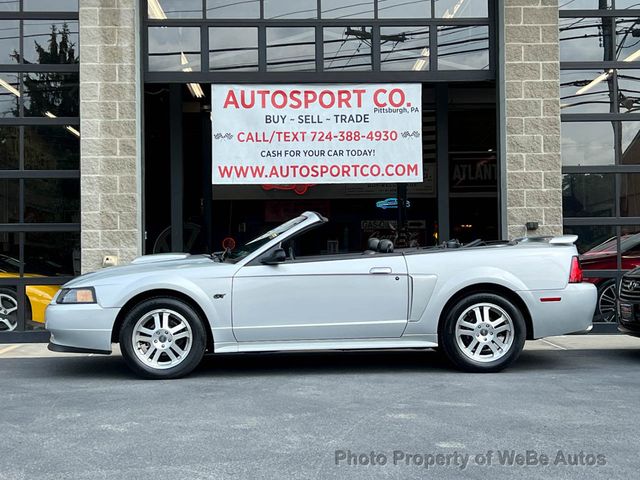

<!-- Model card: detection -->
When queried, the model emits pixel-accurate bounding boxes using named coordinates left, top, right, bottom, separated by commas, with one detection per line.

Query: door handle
left=369, top=267, right=392, bottom=274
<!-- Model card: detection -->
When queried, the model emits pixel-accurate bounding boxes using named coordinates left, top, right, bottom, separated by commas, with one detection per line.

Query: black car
left=618, top=269, right=640, bottom=337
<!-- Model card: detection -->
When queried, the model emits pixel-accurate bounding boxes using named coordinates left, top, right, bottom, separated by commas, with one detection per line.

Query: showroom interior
left=4, top=0, right=640, bottom=339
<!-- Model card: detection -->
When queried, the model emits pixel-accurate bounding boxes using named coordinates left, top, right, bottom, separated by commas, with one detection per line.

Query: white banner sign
left=212, top=84, right=423, bottom=185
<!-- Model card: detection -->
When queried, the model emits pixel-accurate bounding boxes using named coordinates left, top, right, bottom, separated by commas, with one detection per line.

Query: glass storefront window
left=264, top=0, right=317, bottom=19
left=23, top=0, right=77, bottom=11
left=147, top=0, right=202, bottom=19
left=434, top=0, right=488, bottom=18
left=209, top=27, right=259, bottom=71
left=0, top=127, right=19, bottom=169
left=561, top=121, right=616, bottom=166
left=206, top=0, right=259, bottom=19
left=437, top=25, right=489, bottom=70
left=148, top=26, right=201, bottom=72
left=563, top=173, right=615, bottom=217
left=0, top=0, right=18, bottom=11
left=378, top=0, right=430, bottom=18
left=22, top=20, right=79, bottom=65
left=559, top=0, right=612, bottom=8
left=0, top=21, right=19, bottom=64
left=380, top=27, right=430, bottom=71
left=323, top=27, right=372, bottom=71
left=22, top=72, right=79, bottom=118
left=560, top=17, right=611, bottom=62
left=24, top=231, right=80, bottom=276
left=0, top=73, right=19, bottom=117
left=615, top=0, right=640, bottom=8
left=24, top=179, right=80, bottom=223
left=23, top=126, right=80, bottom=169
left=615, top=17, right=640, bottom=62
left=266, top=27, right=316, bottom=72
left=621, top=174, right=640, bottom=215
left=621, top=121, right=640, bottom=163
left=560, top=69, right=615, bottom=113
left=617, top=70, right=640, bottom=113
left=321, top=0, right=374, bottom=18
left=0, top=179, right=19, bottom=223
left=564, top=225, right=616, bottom=254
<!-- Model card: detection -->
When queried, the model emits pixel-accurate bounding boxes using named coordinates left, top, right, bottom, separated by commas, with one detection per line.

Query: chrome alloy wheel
left=454, top=303, right=515, bottom=363
left=597, top=283, right=617, bottom=323
left=0, top=293, right=18, bottom=332
left=131, top=309, right=193, bottom=369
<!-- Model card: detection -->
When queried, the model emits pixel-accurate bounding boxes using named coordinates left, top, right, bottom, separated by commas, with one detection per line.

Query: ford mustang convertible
left=46, top=212, right=596, bottom=379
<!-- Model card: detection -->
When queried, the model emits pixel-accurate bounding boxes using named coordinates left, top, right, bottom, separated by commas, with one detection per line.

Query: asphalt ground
left=1, top=335, right=639, bottom=479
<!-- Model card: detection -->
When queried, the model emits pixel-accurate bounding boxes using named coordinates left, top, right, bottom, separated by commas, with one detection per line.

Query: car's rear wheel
left=119, top=297, right=206, bottom=379
left=439, top=293, right=526, bottom=373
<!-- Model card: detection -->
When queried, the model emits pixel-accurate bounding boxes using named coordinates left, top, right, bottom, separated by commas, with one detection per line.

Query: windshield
left=222, top=215, right=307, bottom=262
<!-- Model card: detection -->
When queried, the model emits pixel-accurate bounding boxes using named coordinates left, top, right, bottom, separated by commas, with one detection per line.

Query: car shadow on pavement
left=5, top=347, right=638, bottom=381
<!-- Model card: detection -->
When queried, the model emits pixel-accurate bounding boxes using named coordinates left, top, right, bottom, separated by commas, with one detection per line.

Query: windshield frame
left=222, top=215, right=308, bottom=263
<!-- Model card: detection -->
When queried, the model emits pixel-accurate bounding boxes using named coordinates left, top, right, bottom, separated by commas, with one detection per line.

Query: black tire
left=119, top=297, right=206, bottom=379
left=439, top=293, right=526, bottom=373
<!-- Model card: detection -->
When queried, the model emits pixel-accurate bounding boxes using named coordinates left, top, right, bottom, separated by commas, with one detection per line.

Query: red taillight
left=569, top=256, right=583, bottom=283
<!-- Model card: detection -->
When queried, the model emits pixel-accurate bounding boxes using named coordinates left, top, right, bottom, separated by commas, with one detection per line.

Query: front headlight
left=57, top=287, right=97, bottom=304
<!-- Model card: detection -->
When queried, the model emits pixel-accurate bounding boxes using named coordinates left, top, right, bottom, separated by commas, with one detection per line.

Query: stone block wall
left=504, top=0, right=563, bottom=238
left=79, top=0, right=140, bottom=273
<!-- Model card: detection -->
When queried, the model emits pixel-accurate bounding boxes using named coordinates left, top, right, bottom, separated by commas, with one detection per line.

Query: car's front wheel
left=119, top=297, right=206, bottom=379
left=439, top=293, right=526, bottom=373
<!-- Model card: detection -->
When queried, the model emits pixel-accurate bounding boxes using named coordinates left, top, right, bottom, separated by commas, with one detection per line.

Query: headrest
left=367, top=238, right=380, bottom=251
left=378, top=239, right=394, bottom=253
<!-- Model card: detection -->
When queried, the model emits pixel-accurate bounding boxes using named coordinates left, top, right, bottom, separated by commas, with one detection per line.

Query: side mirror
left=261, top=248, right=286, bottom=265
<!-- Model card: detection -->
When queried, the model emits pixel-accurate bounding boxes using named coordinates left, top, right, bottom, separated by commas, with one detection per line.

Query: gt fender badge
left=213, top=293, right=226, bottom=299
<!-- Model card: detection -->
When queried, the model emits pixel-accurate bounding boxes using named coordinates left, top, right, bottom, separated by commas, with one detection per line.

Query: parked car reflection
left=580, top=233, right=640, bottom=323
left=0, top=255, right=60, bottom=332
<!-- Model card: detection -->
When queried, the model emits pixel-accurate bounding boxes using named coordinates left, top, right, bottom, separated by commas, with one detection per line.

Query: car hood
left=64, top=253, right=236, bottom=287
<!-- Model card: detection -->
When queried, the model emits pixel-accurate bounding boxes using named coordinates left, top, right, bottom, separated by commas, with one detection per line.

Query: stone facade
left=504, top=0, right=563, bottom=238
left=79, top=0, right=140, bottom=273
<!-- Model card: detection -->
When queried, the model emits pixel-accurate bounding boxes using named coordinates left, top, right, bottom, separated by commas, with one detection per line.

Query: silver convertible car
left=46, top=211, right=596, bottom=379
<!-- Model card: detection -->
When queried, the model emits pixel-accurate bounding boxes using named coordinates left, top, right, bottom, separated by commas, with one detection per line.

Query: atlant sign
left=211, top=84, right=423, bottom=185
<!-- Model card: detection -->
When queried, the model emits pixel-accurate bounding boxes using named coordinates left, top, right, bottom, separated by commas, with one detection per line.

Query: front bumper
left=45, top=303, right=120, bottom=353
left=617, top=299, right=640, bottom=337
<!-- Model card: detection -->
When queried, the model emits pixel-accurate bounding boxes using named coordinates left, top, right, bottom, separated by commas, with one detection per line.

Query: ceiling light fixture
left=575, top=70, right=613, bottom=95
left=44, top=111, right=80, bottom=137
left=148, top=0, right=167, bottom=20
left=181, top=52, right=205, bottom=99
left=0, top=78, right=20, bottom=97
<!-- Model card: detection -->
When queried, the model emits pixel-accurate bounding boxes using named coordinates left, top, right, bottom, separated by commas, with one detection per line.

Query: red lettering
left=223, top=90, right=239, bottom=109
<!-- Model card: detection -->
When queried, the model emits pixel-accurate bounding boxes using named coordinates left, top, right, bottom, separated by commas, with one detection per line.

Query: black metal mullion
left=316, top=25, right=323, bottom=72
left=436, top=83, right=449, bottom=242
left=201, top=24, right=209, bottom=72
left=564, top=217, right=640, bottom=226
left=560, top=9, right=640, bottom=17
left=0, top=65, right=79, bottom=73
left=0, top=223, right=80, bottom=232
left=169, top=84, right=184, bottom=252
left=0, top=12, right=79, bottom=20
left=144, top=70, right=495, bottom=83
left=0, top=170, right=80, bottom=179
left=563, top=165, right=640, bottom=174
left=258, top=25, right=266, bottom=72
left=371, top=25, right=380, bottom=72
left=0, top=276, right=76, bottom=286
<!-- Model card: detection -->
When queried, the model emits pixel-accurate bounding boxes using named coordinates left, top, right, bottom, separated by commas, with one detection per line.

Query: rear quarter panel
left=403, top=245, right=576, bottom=337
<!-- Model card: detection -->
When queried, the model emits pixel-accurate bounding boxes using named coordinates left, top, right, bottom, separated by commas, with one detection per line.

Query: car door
left=232, top=253, right=409, bottom=342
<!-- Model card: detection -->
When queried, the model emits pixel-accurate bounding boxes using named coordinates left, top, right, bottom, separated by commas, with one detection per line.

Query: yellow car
left=0, top=256, right=61, bottom=331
